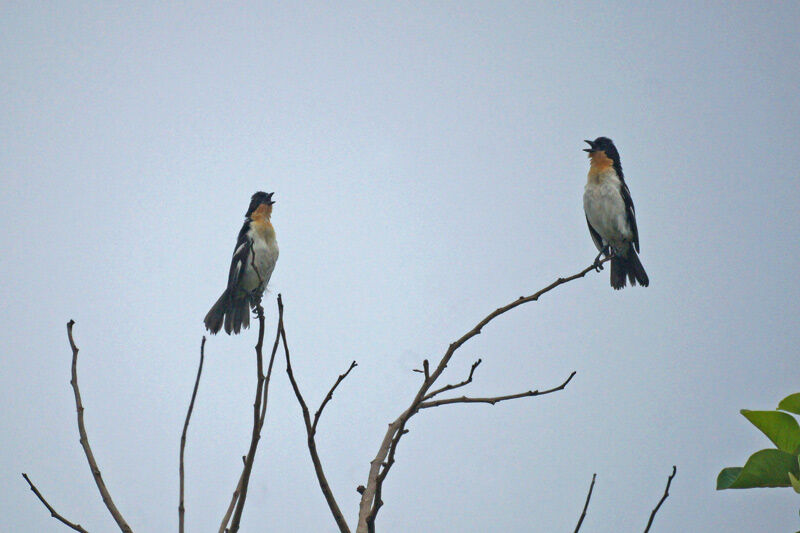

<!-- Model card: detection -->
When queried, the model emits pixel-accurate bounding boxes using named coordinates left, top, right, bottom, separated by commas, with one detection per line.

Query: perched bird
left=204, top=192, right=279, bottom=334
left=583, top=137, right=649, bottom=289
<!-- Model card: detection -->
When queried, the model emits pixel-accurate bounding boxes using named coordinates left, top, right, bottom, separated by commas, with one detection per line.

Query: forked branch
left=418, top=371, right=576, bottom=409
left=423, top=358, right=482, bottom=400
left=356, top=258, right=611, bottom=533
left=221, top=299, right=281, bottom=533
left=283, top=295, right=353, bottom=533
left=313, top=360, right=358, bottom=433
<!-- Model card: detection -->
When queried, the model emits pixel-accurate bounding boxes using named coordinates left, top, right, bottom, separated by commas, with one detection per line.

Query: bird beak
left=266, top=192, right=276, bottom=205
left=583, top=140, right=595, bottom=153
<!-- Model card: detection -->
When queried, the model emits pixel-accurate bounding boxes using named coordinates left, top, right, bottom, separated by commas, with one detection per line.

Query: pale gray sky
left=2, top=2, right=800, bottom=532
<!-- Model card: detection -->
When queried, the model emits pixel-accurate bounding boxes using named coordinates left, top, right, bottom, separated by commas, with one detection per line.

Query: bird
left=204, top=191, right=279, bottom=334
left=582, top=137, right=649, bottom=290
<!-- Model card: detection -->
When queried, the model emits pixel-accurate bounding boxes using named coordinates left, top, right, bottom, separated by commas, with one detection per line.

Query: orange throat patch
left=587, top=150, right=614, bottom=182
left=250, top=204, right=275, bottom=239
left=250, top=203, right=272, bottom=220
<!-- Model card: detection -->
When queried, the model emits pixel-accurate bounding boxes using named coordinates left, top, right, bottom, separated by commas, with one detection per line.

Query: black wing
left=619, top=179, right=640, bottom=253
left=586, top=216, right=606, bottom=254
left=227, top=221, right=253, bottom=291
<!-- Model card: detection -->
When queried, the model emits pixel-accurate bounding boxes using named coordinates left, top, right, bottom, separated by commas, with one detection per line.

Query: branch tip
left=643, top=466, right=677, bottom=533
left=573, top=473, right=596, bottom=533
left=22, top=473, right=89, bottom=533
left=66, top=318, right=132, bottom=532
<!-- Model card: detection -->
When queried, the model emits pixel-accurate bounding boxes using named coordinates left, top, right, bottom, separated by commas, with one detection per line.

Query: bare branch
left=418, top=371, right=576, bottom=409
left=356, top=258, right=609, bottom=533
left=218, top=470, right=244, bottom=533
left=219, top=306, right=282, bottom=533
left=644, top=466, right=677, bottom=533
left=365, top=415, right=412, bottom=530
left=573, top=473, right=596, bottom=533
left=226, top=298, right=280, bottom=533
left=66, top=320, right=133, bottom=533
left=21, top=473, right=89, bottom=533
left=283, top=295, right=351, bottom=533
left=179, top=337, right=206, bottom=533
left=259, top=305, right=283, bottom=432
left=423, top=358, right=482, bottom=400
left=313, top=360, right=358, bottom=432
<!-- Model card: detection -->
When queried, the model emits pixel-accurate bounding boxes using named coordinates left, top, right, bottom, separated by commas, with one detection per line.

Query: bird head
left=583, top=137, right=621, bottom=173
left=246, top=191, right=276, bottom=219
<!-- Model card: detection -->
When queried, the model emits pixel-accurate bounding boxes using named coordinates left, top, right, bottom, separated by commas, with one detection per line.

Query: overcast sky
left=2, top=2, right=800, bottom=532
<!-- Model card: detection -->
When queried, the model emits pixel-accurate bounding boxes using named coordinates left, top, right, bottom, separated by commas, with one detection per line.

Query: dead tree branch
left=419, top=371, right=575, bottom=409
left=423, top=359, right=482, bottom=400
left=644, top=466, right=677, bottom=532
left=67, top=320, right=133, bottom=533
left=356, top=258, right=611, bottom=533
left=313, top=360, right=358, bottom=433
left=221, top=299, right=281, bottom=533
left=179, top=337, right=206, bottom=533
left=282, top=295, right=353, bottom=533
left=21, top=473, right=90, bottom=533
left=218, top=470, right=245, bottom=533
left=573, top=473, right=596, bottom=533
left=219, top=306, right=283, bottom=532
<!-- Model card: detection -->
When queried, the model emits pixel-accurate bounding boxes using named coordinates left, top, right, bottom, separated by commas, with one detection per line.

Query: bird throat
left=587, top=150, right=615, bottom=183
left=250, top=204, right=275, bottom=239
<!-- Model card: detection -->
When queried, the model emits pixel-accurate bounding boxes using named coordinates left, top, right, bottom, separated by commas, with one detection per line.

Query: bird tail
left=204, top=290, right=251, bottom=335
left=204, top=290, right=230, bottom=334
left=224, top=295, right=250, bottom=335
left=610, top=251, right=649, bottom=290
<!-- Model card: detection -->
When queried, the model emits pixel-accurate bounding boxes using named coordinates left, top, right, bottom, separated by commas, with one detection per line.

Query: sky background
left=2, top=2, right=800, bottom=532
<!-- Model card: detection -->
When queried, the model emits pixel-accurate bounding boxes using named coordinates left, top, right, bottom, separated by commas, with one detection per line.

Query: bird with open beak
left=583, top=137, right=649, bottom=289
left=204, top=191, right=279, bottom=334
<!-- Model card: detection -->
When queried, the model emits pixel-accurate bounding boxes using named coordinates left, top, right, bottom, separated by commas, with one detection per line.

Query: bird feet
left=251, top=294, right=264, bottom=319
left=593, top=246, right=612, bottom=272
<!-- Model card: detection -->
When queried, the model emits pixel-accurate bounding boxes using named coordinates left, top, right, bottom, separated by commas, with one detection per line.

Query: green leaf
left=788, top=472, right=800, bottom=494
left=717, top=449, right=800, bottom=489
left=778, top=393, right=800, bottom=415
left=717, top=467, right=743, bottom=490
left=741, top=410, right=800, bottom=454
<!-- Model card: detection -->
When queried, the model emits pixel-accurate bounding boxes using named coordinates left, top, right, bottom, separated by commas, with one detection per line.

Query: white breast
left=583, top=170, right=633, bottom=250
left=241, top=229, right=279, bottom=293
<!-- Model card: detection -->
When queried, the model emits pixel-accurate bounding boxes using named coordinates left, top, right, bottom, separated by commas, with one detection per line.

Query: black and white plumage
left=583, top=137, right=649, bottom=290
left=204, top=191, right=279, bottom=334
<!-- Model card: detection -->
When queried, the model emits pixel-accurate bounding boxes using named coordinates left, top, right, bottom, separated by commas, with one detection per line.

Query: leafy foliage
left=717, top=393, right=800, bottom=491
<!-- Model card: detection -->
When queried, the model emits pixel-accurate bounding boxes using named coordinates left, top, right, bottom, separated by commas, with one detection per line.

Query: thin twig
left=573, top=473, right=596, bottom=533
left=423, top=358, right=482, bottom=400
left=644, top=466, right=677, bottom=533
left=259, top=305, right=283, bottom=432
left=313, top=360, right=358, bottom=432
left=67, top=320, right=133, bottom=533
left=283, top=295, right=352, bottom=533
left=219, top=306, right=282, bottom=533
left=356, top=258, right=609, bottom=533
left=419, top=371, right=576, bottom=409
left=226, top=299, right=276, bottom=533
left=218, top=470, right=245, bottom=533
left=21, top=473, right=89, bottom=533
left=179, top=337, right=206, bottom=533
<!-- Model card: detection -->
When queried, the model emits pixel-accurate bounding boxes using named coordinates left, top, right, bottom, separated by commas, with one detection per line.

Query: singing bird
left=204, top=192, right=279, bottom=334
left=583, top=137, right=649, bottom=289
